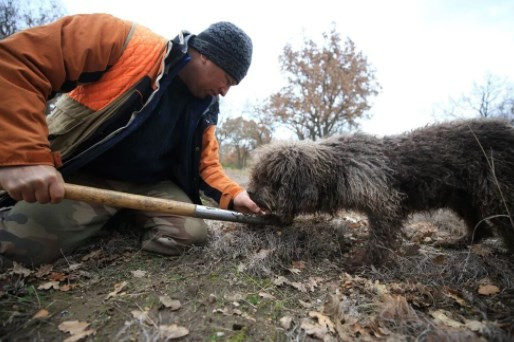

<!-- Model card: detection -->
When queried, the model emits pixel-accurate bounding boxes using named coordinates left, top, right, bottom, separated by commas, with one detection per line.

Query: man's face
left=186, top=54, right=237, bottom=99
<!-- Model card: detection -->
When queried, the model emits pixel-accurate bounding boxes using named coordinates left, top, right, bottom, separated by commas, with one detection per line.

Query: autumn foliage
left=216, top=116, right=272, bottom=168
left=265, top=25, right=380, bottom=140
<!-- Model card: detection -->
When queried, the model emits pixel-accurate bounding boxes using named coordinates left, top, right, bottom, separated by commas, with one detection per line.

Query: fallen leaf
left=258, top=292, right=276, bottom=300
left=159, top=324, right=189, bottom=339
left=273, top=276, right=288, bottom=286
left=224, top=293, right=244, bottom=301
left=280, top=316, right=293, bottom=330
left=309, top=311, right=336, bottom=333
left=430, top=310, right=463, bottom=328
left=470, top=244, right=494, bottom=257
left=131, top=270, right=147, bottom=278
left=353, top=322, right=371, bottom=338
left=32, top=309, right=49, bottom=319
left=81, top=249, right=102, bottom=261
left=237, top=263, right=246, bottom=272
left=105, top=281, right=127, bottom=300
left=432, top=254, right=447, bottom=265
left=298, top=300, right=312, bottom=308
left=274, top=276, right=320, bottom=293
left=49, top=272, right=67, bottom=282
left=38, top=281, right=60, bottom=290
left=59, top=284, right=72, bottom=292
left=464, top=319, right=487, bottom=333
left=12, top=262, right=32, bottom=277
left=306, top=277, right=323, bottom=291
left=207, top=293, right=217, bottom=304
left=478, top=284, right=500, bottom=296
left=401, top=244, right=421, bottom=256
left=131, top=309, right=151, bottom=323
left=367, top=318, right=391, bottom=338
left=63, top=329, right=96, bottom=342
left=254, top=248, right=273, bottom=260
left=242, top=312, right=256, bottom=322
left=444, top=289, right=467, bottom=307
left=58, top=320, right=90, bottom=334
left=159, top=296, right=181, bottom=310
left=371, top=280, right=389, bottom=295
left=213, top=308, right=242, bottom=316
left=292, top=260, right=306, bottom=270
left=68, top=263, right=82, bottom=271
left=288, top=268, right=302, bottom=275
left=290, top=281, right=308, bottom=292
left=35, top=264, right=53, bottom=278
left=300, top=319, right=331, bottom=340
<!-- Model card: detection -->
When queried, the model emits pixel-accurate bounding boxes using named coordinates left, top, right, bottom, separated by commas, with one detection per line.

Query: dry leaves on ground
left=158, top=324, right=189, bottom=339
left=58, top=320, right=95, bottom=342
left=105, top=281, right=127, bottom=300
left=159, top=295, right=181, bottom=310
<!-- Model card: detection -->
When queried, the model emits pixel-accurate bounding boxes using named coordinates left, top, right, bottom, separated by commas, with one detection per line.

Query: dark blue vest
left=83, top=77, right=192, bottom=183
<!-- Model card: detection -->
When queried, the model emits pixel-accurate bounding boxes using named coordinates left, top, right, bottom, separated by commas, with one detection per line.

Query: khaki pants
left=0, top=173, right=208, bottom=269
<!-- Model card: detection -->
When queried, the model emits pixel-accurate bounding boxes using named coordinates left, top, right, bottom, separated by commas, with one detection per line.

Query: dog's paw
left=432, top=235, right=471, bottom=250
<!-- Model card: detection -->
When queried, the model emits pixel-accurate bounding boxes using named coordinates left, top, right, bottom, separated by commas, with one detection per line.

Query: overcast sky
left=62, top=0, right=514, bottom=136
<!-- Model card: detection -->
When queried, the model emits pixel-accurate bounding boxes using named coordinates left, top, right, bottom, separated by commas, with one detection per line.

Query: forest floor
left=1, top=168, right=513, bottom=341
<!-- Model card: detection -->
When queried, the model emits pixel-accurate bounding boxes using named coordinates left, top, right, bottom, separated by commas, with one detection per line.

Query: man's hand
left=233, top=190, right=266, bottom=215
left=0, top=165, right=65, bottom=204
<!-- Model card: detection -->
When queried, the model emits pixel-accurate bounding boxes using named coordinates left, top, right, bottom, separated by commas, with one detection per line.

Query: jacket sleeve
left=199, top=125, right=245, bottom=209
left=0, top=14, right=131, bottom=167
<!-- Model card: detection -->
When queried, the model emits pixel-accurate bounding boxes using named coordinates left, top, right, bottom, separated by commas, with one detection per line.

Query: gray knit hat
left=190, top=22, right=253, bottom=84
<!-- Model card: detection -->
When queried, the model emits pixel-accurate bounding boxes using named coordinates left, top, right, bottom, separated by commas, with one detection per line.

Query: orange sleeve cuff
left=0, top=150, right=61, bottom=168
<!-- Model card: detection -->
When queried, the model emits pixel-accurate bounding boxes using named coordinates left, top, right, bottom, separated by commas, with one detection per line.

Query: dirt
left=1, top=168, right=513, bottom=341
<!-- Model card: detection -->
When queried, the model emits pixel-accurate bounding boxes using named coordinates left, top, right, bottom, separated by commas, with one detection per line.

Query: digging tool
left=1, top=183, right=280, bottom=225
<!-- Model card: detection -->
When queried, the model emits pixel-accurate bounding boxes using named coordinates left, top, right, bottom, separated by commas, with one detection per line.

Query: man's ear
left=199, top=53, right=208, bottom=64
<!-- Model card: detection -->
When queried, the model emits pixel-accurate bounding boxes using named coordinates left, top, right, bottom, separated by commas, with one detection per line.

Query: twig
left=468, top=125, right=514, bottom=231
left=31, top=285, right=42, bottom=308
left=59, top=249, right=72, bottom=268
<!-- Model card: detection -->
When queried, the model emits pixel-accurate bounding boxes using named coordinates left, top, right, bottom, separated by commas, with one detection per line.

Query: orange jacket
left=0, top=14, right=243, bottom=209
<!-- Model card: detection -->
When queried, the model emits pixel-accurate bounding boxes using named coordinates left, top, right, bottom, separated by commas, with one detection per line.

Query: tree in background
left=249, top=103, right=274, bottom=145
left=1, top=0, right=67, bottom=114
left=216, top=116, right=272, bottom=169
left=437, top=73, right=513, bottom=123
left=0, top=0, right=65, bottom=39
left=265, top=25, right=380, bottom=141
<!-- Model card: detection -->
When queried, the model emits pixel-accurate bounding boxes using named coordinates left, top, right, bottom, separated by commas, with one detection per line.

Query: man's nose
left=218, top=85, right=230, bottom=97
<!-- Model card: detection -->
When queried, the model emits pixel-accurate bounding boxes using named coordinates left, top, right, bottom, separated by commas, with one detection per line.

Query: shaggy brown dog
left=248, top=119, right=514, bottom=264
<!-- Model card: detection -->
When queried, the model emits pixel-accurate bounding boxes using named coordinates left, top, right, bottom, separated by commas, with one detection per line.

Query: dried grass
left=205, top=215, right=349, bottom=276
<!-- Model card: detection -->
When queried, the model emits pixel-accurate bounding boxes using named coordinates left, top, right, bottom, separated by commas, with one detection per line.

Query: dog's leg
left=487, top=215, right=514, bottom=253
left=362, top=215, right=403, bottom=265
left=434, top=205, right=493, bottom=249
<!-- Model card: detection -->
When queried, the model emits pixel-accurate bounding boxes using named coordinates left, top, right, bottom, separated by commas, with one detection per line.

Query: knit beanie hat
left=190, top=22, right=253, bottom=84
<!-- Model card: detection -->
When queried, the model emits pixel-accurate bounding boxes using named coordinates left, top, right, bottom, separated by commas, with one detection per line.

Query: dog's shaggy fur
left=248, top=119, right=514, bottom=263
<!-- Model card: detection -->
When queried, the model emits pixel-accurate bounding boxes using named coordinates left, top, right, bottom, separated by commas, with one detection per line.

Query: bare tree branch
left=0, top=0, right=66, bottom=39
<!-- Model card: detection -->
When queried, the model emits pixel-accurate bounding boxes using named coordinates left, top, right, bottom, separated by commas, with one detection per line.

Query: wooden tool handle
left=1, top=183, right=279, bottom=225
left=63, top=183, right=197, bottom=216
left=64, top=184, right=280, bottom=225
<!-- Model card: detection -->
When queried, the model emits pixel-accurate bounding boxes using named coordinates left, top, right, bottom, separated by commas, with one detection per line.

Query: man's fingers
left=48, top=179, right=65, bottom=203
left=233, top=190, right=269, bottom=215
left=20, top=186, right=37, bottom=203
left=0, top=165, right=64, bottom=204
left=34, top=182, right=51, bottom=204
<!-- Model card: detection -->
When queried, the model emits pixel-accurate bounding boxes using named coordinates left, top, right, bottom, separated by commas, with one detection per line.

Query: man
left=0, top=13, right=264, bottom=268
